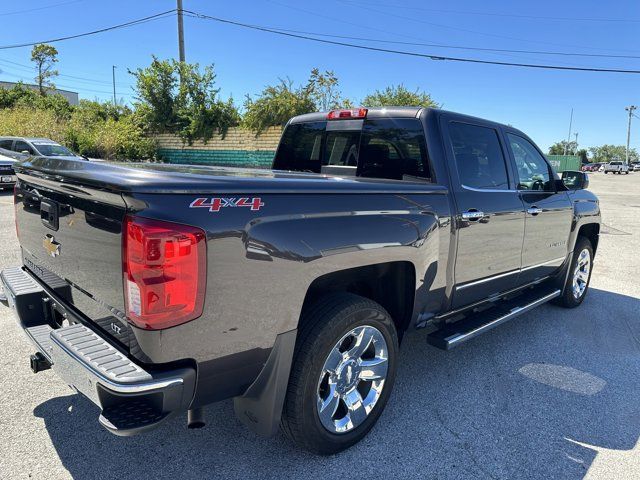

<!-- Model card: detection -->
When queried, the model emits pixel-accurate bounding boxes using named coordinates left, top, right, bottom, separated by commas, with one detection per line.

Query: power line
left=339, top=0, right=640, bottom=24
left=0, top=70, right=133, bottom=96
left=270, top=0, right=639, bottom=55
left=0, top=58, right=135, bottom=87
left=0, top=0, right=85, bottom=17
left=247, top=25, right=640, bottom=60
left=184, top=11, right=640, bottom=74
left=334, top=0, right=640, bottom=54
left=0, top=9, right=176, bottom=50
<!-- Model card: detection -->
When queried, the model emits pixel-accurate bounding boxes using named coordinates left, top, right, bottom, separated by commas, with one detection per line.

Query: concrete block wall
left=155, top=127, right=283, bottom=168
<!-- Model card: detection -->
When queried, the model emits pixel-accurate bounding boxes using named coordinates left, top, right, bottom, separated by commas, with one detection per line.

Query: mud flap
left=233, top=329, right=297, bottom=437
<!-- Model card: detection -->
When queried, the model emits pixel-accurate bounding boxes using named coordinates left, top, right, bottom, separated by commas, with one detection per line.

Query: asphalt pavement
left=0, top=172, right=638, bottom=479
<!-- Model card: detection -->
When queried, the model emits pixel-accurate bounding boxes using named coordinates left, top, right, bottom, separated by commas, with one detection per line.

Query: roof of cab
left=289, top=106, right=424, bottom=124
left=0, top=136, right=58, bottom=143
left=286, top=106, right=531, bottom=140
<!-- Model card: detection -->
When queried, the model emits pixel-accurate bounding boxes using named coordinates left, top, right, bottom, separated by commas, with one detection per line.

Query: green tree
left=243, top=78, right=316, bottom=133
left=576, top=148, right=589, bottom=163
left=588, top=144, right=638, bottom=163
left=30, top=44, right=59, bottom=95
left=548, top=140, right=577, bottom=155
left=362, top=84, right=438, bottom=108
left=131, top=57, right=239, bottom=143
left=307, top=68, right=343, bottom=111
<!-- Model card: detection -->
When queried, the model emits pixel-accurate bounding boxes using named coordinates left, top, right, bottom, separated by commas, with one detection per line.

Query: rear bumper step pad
left=2, top=266, right=196, bottom=436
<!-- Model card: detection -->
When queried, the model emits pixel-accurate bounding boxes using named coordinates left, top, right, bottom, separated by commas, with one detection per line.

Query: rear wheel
left=281, top=293, right=399, bottom=455
left=554, top=237, right=593, bottom=308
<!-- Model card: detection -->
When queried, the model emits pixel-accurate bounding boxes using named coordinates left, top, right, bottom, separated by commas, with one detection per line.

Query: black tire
left=280, top=292, right=399, bottom=455
left=553, top=237, right=593, bottom=308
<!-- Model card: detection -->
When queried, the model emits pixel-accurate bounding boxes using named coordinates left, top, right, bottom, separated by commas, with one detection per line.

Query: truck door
left=444, top=120, right=526, bottom=308
left=504, top=132, right=573, bottom=283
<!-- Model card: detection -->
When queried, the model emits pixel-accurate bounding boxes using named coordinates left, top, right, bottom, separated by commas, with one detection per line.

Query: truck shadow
left=33, top=287, right=640, bottom=479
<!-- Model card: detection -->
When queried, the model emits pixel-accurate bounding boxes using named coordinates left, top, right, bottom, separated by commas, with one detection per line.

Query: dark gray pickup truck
left=1, top=107, right=600, bottom=454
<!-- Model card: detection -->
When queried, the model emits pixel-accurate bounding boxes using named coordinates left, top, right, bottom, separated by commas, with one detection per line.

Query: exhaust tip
left=30, top=352, right=51, bottom=373
left=187, top=408, right=205, bottom=429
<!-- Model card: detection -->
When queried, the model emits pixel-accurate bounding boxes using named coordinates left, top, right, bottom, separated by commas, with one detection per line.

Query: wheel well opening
left=301, top=262, right=416, bottom=341
left=578, top=223, right=600, bottom=254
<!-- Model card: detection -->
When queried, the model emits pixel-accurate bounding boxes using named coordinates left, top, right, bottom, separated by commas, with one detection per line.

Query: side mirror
left=561, top=170, right=589, bottom=190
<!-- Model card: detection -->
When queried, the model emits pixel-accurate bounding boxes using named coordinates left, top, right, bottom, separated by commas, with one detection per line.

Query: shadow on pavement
left=34, top=288, right=640, bottom=479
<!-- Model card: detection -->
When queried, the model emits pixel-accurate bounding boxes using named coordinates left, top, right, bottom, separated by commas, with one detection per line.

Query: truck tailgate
left=14, top=170, right=131, bottom=349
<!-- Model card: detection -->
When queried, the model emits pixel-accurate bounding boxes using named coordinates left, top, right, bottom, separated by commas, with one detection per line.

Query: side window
left=506, top=134, right=554, bottom=192
left=14, top=141, right=34, bottom=155
left=449, top=122, right=509, bottom=190
left=0, top=140, right=13, bottom=150
left=358, top=118, right=430, bottom=181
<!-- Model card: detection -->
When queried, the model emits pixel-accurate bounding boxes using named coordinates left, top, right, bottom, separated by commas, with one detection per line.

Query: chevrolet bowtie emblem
left=43, top=234, right=61, bottom=258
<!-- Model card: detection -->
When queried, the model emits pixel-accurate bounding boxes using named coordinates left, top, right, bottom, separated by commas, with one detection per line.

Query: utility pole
left=564, top=108, right=574, bottom=156
left=625, top=105, right=637, bottom=165
left=112, top=65, right=117, bottom=105
left=573, top=132, right=579, bottom=155
left=177, top=0, right=185, bottom=62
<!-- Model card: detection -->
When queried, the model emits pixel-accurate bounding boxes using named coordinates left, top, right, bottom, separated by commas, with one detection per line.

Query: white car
left=603, top=161, right=630, bottom=174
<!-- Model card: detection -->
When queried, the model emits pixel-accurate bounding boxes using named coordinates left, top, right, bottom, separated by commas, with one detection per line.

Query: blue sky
left=0, top=0, right=639, bottom=152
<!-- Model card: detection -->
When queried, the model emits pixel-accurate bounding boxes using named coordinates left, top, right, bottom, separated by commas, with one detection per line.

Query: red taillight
left=123, top=215, right=206, bottom=330
left=327, top=108, right=368, bottom=120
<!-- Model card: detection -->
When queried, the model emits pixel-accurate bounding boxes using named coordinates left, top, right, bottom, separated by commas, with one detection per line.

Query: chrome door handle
left=527, top=206, right=543, bottom=216
left=461, top=210, right=485, bottom=221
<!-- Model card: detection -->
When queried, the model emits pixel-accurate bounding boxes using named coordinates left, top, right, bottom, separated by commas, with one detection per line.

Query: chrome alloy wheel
left=316, top=325, right=389, bottom=434
left=572, top=248, right=591, bottom=299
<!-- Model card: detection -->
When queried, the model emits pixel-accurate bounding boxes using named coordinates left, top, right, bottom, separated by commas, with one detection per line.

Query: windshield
left=33, top=143, right=75, bottom=157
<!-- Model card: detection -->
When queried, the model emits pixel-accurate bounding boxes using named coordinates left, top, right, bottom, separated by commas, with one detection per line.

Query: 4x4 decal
left=190, top=197, right=265, bottom=212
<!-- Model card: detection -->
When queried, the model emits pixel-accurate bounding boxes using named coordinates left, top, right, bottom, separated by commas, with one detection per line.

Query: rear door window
left=0, top=140, right=13, bottom=150
left=449, top=122, right=510, bottom=190
left=14, top=141, right=35, bottom=155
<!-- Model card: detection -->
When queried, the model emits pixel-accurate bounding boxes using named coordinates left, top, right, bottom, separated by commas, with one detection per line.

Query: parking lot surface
left=0, top=172, right=639, bottom=479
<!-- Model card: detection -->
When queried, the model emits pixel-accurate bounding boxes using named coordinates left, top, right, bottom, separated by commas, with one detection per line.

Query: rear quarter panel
left=124, top=188, right=451, bottom=403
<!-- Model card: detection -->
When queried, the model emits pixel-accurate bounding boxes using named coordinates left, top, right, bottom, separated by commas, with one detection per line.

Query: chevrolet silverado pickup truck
left=603, top=161, right=630, bottom=174
left=1, top=107, right=600, bottom=455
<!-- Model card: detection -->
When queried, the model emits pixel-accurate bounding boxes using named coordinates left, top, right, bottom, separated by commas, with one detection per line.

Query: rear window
left=273, top=118, right=431, bottom=181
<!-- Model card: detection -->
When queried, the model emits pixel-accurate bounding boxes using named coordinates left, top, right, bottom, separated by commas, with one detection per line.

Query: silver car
left=0, top=137, right=82, bottom=160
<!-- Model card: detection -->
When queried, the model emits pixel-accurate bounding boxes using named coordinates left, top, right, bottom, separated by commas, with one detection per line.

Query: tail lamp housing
left=123, top=215, right=207, bottom=330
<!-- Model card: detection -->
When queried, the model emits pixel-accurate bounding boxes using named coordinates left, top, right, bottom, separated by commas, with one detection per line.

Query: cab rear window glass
left=358, top=119, right=430, bottom=181
left=272, top=122, right=325, bottom=172
left=273, top=118, right=431, bottom=181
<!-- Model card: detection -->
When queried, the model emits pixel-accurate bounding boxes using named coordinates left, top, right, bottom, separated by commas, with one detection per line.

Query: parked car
left=1, top=107, right=601, bottom=455
left=603, top=161, right=630, bottom=174
left=0, top=147, right=28, bottom=190
left=0, top=137, right=83, bottom=160
left=631, top=162, right=640, bottom=171
left=582, top=163, right=601, bottom=172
